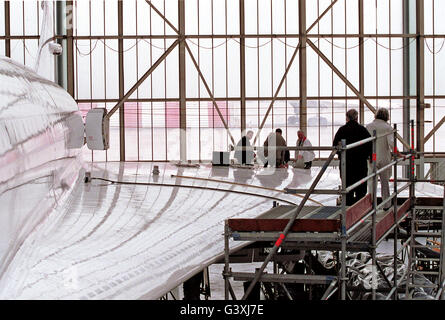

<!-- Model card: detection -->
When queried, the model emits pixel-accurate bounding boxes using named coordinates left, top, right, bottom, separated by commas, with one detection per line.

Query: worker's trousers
left=378, top=162, right=392, bottom=209
left=369, top=162, right=392, bottom=210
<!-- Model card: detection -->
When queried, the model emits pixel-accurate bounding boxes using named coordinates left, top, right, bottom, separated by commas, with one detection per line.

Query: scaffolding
left=222, top=125, right=445, bottom=300
left=404, top=195, right=445, bottom=299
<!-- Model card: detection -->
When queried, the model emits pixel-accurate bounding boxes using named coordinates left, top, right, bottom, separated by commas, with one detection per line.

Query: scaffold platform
left=227, top=195, right=411, bottom=252
left=223, top=127, right=445, bottom=301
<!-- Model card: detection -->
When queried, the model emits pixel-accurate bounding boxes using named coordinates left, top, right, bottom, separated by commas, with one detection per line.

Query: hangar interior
left=1, top=0, right=445, bottom=301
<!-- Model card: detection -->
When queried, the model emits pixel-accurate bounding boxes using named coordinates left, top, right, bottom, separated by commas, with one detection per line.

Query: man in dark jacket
left=333, top=109, right=372, bottom=206
left=264, top=128, right=287, bottom=167
left=234, top=130, right=254, bottom=165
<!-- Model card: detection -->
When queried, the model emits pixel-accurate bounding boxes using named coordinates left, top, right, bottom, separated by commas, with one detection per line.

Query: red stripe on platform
left=228, top=219, right=340, bottom=233
left=376, top=199, right=411, bottom=241
left=376, top=208, right=394, bottom=241
left=346, top=194, right=373, bottom=229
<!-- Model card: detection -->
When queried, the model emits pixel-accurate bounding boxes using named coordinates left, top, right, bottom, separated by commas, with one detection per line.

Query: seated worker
left=295, top=130, right=315, bottom=169
left=263, top=128, right=287, bottom=167
left=234, top=130, right=255, bottom=165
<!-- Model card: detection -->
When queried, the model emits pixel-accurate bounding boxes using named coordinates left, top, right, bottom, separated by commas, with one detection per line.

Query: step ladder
left=405, top=202, right=445, bottom=300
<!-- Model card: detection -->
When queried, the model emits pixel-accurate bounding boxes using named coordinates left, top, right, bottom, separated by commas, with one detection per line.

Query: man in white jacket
left=366, top=108, right=402, bottom=210
left=295, top=130, right=315, bottom=169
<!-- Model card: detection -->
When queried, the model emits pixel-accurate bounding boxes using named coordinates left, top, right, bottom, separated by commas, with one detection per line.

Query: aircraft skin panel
left=0, top=55, right=83, bottom=298
left=0, top=56, right=80, bottom=189
left=0, top=163, right=303, bottom=299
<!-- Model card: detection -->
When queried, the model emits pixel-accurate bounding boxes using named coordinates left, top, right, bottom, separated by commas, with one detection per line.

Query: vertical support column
left=406, top=155, right=416, bottom=298
left=416, top=0, right=425, bottom=179
left=298, top=0, right=307, bottom=133
left=55, top=1, right=73, bottom=97
left=66, top=1, right=74, bottom=97
left=406, top=120, right=416, bottom=298
left=393, top=124, right=399, bottom=300
left=371, top=130, right=377, bottom=300
left=224, top=221, right=230, bottom=300
left=179, top=0, right=187, bottom=161
left=402, top=0, right=412, bottom=178
left=118, top=0, right=125, bottom=161
left=239, top=0, right=246, bottom=134
left=4, top=1, right=10, bottom=57
left=402, top=0, right=410, bottom=141
left=410, top=119, right=416, bottom=182
left=340, top=140, right=347, bottom=300
left=439, top=187, right=445, bottom=297
left=358, top=0, right=365, bottom=124
left=56, top=1, right=66, bottom=89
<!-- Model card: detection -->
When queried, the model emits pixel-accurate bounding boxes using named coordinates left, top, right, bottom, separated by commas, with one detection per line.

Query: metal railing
left=224, top=125, right=426, bottom=300
left=225, top=123, right=445, bottom=300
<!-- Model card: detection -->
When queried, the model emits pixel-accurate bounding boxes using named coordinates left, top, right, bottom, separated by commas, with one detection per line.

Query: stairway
left=405, top=202, right=445, bottom=299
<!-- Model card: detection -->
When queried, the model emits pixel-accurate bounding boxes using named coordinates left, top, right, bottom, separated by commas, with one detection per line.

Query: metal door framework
left=2, top=0, right=445, bottom=166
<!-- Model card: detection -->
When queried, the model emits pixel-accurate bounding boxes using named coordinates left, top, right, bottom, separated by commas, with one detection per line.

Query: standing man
left=333, top=109, right=372, bottom=206
left=263, top=128, right=287, bottom=167
left=366, top=108, right=402, bottom=210
left=234, top=130, right=255, bottom=165
left=296, top=130, right=315, bottom=169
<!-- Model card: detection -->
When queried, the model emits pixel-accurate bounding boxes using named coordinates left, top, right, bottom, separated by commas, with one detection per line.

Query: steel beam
left=371, top=130, right=377, bottom=300
left=106, top=39, right=180, bottom=120
left=184, top=42, right=235, bottom=145
left=393, top=124, right=399, bottom=300
left=4, top=1, right=10, bottom=57
left=145, top=0, right=179, bottom=35
left=118, top=0, right=125, bottom=161
left=26, top=33, right=431, bottom=40
left=306, top=1, right=339, bottom=33
left=252, top=43, right=300, bottom=145
left=425, top=116, right=445, bottom=143
left=239, top=0, right=247, bottom=134
left=179, top=0, right=187, bottom=161
left=359, top=0, right=365, bottom=124
left=307, top=38, right=411, bottom=150
left=402, top=0, right=413, bottom=179
left=340, top=139, right=347, bottom=300
left=416, top=0, right=425, bottom=178
left=308, top=38, right=374, bottom=111
left=0, top=35, right=41, bottom=40
left=77, top=95, right=423, bottom=103
left=56, top=1, right=66, bottom=89
left=6, top=32, right=443, bottom=41
left=439, top=188, right=445, bottom=293
left=252, top=0, right=338, bottom=145
left=299, top=0, right=307, bottom=133
left=232, top=272, right=337, bottom=285
left=224, top=222, right=230, bottom=300
left=66, top=1, right=74, bottom=97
